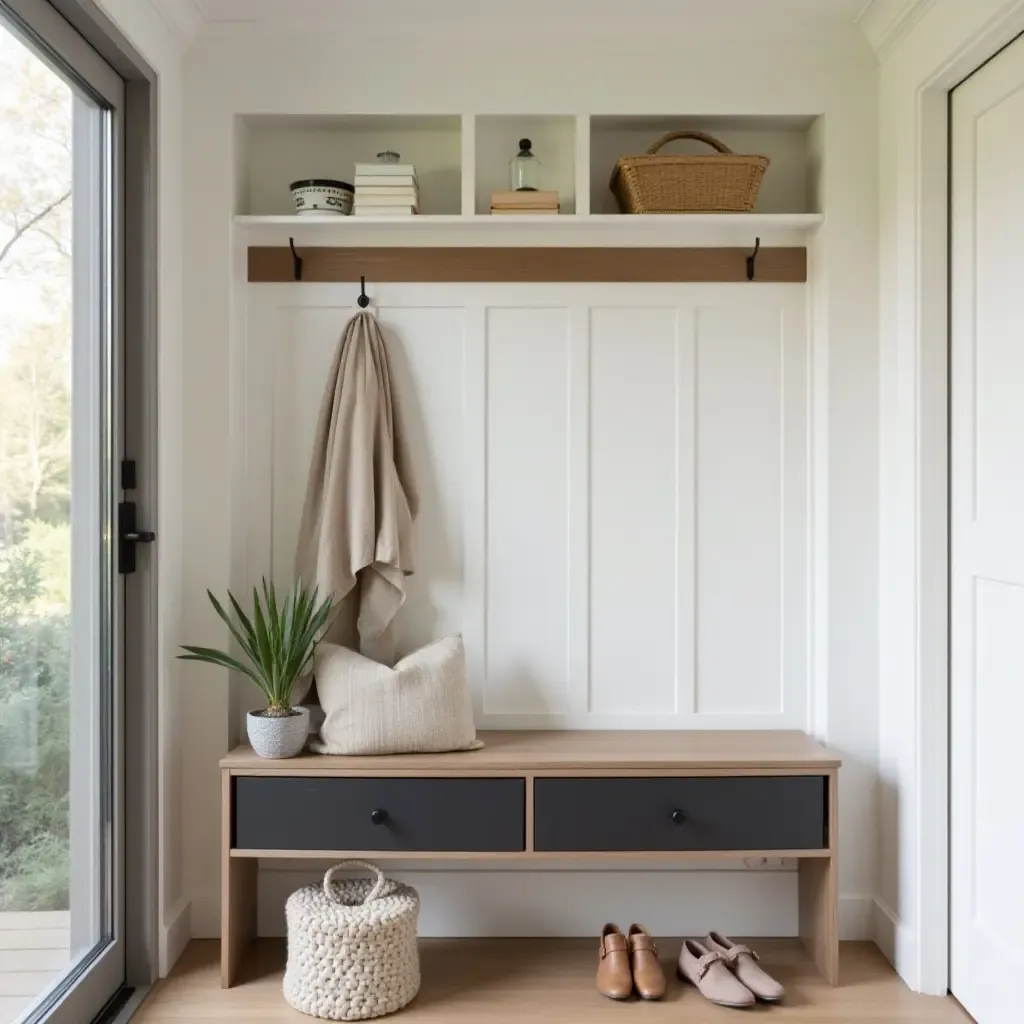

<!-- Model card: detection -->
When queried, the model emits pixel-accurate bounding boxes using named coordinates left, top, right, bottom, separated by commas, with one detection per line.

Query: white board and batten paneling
left=243, top=281, right=810, bottom=730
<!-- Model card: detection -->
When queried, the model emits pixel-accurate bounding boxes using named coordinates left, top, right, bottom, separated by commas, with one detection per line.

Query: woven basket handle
left=646, top=130, right=733, bottom=155
left=323, top=860, right=387, bottom=905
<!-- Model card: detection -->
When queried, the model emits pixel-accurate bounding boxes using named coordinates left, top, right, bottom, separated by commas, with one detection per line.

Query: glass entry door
left=0, top=2, right=125, bottom=1022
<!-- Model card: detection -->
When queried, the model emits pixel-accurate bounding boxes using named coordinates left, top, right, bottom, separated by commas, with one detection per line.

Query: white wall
left=876, top=0, right=1024, bottom=995
left=180, top=22, right=879, bottom=951
left=92, top=0, right=186, bottom=977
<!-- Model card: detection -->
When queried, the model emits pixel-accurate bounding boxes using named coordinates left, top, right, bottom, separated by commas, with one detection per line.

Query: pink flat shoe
left=705, top=932, right=785, bottom=1002
left=677, top=938, right=755, bottom=1008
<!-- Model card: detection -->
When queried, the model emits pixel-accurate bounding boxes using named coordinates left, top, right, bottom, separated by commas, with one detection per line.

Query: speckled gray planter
left=246, top=707, right=310, bottom=759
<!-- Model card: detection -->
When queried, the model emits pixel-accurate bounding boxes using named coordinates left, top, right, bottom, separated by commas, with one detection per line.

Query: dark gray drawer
left=534, top=776, right=826, bottom=852
left=234, top=777, right=525, bottom=852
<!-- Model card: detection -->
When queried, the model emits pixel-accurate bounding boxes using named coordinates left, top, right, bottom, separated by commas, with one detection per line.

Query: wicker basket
left=284, top=861, right=420, bottom=1021
left=610, top=130, right=769, bottom=214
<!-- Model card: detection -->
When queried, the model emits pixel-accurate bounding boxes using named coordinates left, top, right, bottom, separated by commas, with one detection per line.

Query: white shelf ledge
left=235, top=212, right=823, bottom=230
left=233, top=212, right=822, bottom=249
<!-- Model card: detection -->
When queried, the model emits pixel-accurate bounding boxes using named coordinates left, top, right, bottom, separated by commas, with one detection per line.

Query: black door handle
left=670, top=809, right=686, bottom=824
left=118, top=501, right=156, bottom=574
left=370, top=808, right=388, bottom=826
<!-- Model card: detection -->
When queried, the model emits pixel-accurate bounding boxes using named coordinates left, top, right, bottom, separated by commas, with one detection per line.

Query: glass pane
left=0, top=22, right=113, bottom=1024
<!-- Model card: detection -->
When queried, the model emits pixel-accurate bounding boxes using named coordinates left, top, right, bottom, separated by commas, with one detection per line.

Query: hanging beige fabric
left=294, top=311, right=418, bottom=699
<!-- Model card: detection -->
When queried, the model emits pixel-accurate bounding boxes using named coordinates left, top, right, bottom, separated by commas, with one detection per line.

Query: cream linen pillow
left=311, top=634, right=482, bottom=755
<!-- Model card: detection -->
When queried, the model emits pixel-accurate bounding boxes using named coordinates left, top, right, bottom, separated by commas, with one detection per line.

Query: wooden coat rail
left=247, top=245, right=807, bottom=284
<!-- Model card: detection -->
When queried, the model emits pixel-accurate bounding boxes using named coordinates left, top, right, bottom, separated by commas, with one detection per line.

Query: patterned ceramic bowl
left=289, top=179, right=354, bottom=215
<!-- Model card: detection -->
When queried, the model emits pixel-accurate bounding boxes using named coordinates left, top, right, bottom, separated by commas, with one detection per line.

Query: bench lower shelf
left=221, top=852, right=838, bottom=986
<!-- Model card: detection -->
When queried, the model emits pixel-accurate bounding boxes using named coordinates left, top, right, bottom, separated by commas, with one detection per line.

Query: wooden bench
left=220, top=730, right=840, bottom=988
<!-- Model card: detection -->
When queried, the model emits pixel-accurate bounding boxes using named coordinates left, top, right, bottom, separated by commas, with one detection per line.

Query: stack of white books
left=353, top=162, right=419, bottom=216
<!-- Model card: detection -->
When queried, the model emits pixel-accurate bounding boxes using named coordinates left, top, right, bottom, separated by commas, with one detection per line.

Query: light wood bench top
left=220, top=729, right=840, bottom=773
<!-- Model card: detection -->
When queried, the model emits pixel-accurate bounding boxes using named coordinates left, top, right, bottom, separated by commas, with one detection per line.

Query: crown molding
left=148, top=0, right=878, bottom=51
left=856, top=0, right=936, bottom=60
left=147, top=0, right=206, bottom=45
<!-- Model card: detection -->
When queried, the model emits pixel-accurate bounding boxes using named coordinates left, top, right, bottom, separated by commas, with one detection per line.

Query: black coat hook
left=357, top=275, right=370, bottom=308
left=746, top=236, right=761, bottom=281
left=289, top=237, right=303, bottom=281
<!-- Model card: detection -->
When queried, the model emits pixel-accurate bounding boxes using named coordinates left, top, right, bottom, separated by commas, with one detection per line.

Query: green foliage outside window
left=0, top=35, right=73, bottom=912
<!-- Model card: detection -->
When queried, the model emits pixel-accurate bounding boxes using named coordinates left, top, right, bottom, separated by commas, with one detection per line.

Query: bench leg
left=798, top=856, right=838, bottom=983
left=798, top=770, right=839, bottom=984
left=221, top=771, right=257, bottom=988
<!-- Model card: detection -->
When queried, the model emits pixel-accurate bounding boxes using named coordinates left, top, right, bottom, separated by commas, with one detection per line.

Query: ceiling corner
left=147, top=0, right=207, bottom=46
left=856, top=0, right=936, bottom=60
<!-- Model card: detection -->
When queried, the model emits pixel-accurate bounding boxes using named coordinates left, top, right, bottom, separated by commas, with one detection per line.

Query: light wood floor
left=0, top=912, right=70, bottom=1024
left=137, top=938, right=973, bottom=1023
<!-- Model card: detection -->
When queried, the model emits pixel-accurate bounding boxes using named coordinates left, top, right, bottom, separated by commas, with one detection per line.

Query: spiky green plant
left=179, top=578, right=334, bottom=717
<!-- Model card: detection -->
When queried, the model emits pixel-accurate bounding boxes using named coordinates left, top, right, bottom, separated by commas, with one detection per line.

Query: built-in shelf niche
left=589, top=115, right=820, bottom=215
left=235, top=112, right=823, bottom=221
left=474, top=115, right=578, bottom=215
left=237, top=114, right=462, bottom=216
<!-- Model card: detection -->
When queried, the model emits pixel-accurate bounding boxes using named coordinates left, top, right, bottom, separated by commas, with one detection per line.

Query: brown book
left=490, top=189, right=560, bottom=208
left=491, top=204, right=559, bottom=211
left=490, top=207, right=560, bottom=215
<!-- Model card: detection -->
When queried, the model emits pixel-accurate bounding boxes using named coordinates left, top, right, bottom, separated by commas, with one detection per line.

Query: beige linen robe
left=295, top=311, right=418, bottom=676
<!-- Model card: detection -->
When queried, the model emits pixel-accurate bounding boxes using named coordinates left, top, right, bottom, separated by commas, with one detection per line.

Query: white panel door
left=951, top=36, right=1024, bottom=1023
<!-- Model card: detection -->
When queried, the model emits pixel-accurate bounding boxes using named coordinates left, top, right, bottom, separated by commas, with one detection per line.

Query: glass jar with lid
left=509, top=138, right=541, bottom=191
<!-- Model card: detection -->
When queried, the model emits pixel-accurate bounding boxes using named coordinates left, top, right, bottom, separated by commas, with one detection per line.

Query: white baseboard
left=872, top=895, right=918, bottom=980
left=159, top=896, right=192, bottom=975
left=872, top=896, right=898, bottom=965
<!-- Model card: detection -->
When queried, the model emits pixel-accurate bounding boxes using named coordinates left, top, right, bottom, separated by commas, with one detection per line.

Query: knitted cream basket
left=284, top=861, right=420, bottom=1021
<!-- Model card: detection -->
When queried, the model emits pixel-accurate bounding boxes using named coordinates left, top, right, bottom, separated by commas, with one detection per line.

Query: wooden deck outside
left=0, top=913, right=70, bottom=1024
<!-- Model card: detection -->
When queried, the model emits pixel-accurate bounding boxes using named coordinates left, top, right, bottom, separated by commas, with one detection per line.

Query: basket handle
left=323, top=860, right=388, bottom=905
left=646, top=131, right=733, bottom=155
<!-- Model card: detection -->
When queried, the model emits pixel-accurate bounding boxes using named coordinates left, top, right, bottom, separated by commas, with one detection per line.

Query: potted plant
left=180, top=578, right=334, bottom=758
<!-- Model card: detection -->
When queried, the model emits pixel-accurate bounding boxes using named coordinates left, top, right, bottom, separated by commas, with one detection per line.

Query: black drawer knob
left=670, top=809, right=686, bottom=825
left=370, top=808, right=388, bottom=826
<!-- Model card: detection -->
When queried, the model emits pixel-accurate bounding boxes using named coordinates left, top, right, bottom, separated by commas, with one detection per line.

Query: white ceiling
left=152, top=0, right=929, bottom=55
left=187, top=0, right=867, bottom=24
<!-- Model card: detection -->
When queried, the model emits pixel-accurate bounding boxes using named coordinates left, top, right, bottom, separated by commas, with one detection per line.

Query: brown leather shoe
left=627, top=924, right=666, bottom=1000
left=596, top=923, right=632, bottom=1000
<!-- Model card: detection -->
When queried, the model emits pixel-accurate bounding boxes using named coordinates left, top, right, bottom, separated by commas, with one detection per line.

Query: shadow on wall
left=875, top=768, right=900, bottom=960
left=483, top=662, right=559, bottom=717
left=255, top=862, right=803, bottom=939
left=414, top=166, right=461, bottom=216
left=379, top=321, right=457, bottom=657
